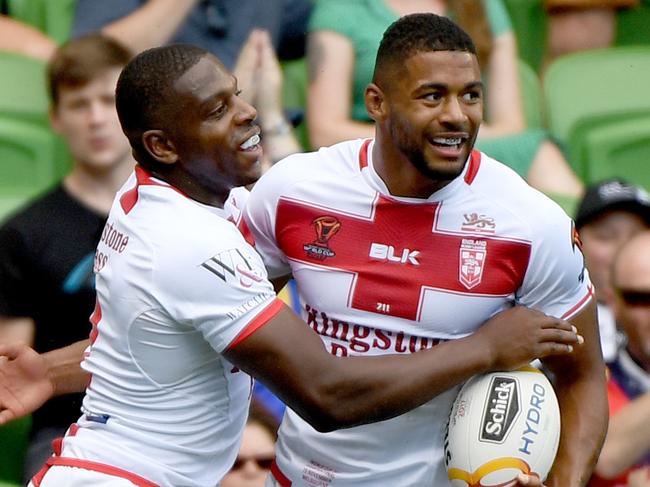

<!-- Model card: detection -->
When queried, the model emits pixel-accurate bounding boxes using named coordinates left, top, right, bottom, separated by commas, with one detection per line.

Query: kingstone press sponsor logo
left=480, top=377, right=520, bottom=443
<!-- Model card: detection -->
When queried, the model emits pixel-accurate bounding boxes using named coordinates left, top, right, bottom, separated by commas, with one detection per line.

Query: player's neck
left=371, top=139, right=449, bottom=198
left=64, top=158, right=134, bottom=215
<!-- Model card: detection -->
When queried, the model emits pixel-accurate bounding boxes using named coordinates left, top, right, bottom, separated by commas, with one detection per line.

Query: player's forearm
left=102, top=0, right=198, bottom=55
left=596, top=391, right=650, bottom=478
left=305, top=335, right=495, bottom=431
left=44, top=339, right=91, bottom=396
left=546, top=367, right=608, bottom=486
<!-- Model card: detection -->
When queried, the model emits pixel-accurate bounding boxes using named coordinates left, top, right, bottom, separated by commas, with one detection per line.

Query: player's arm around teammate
left=0, top=304, right=582, bottom=433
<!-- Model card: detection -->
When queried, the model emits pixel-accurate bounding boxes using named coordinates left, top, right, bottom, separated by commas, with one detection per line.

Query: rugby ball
left=444, top=367, right=560, bottom=486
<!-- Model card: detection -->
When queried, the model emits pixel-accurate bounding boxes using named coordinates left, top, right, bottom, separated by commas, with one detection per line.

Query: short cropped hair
left=47, top=34, right=132, bottom=107
left=115, top=44, right=210, bottom=157
left=372, top=13, right=477, bottom=85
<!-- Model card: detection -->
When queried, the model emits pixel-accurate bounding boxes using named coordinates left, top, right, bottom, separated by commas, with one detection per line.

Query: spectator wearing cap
left=588, top=230, right=650, bottom=487
left=575, top=179, right=650, bottom=362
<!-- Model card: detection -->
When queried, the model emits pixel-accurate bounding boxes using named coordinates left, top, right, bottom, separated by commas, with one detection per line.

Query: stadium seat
left=616, top=2, right=650, bottom=47
left=0, top=416, right=31, bottom=484
left=543, top=46, right=650, bottom=176
left=0, top=119, right=61, bottom=197
left=580, top=116, right=650, bottom=190
left=7, top=0, right=76, bottom=44
left=0, top=51, right=49, bottom=126
left=503, top=0, right=548, bottom=73
left=0, top=51, right=71, bottom=188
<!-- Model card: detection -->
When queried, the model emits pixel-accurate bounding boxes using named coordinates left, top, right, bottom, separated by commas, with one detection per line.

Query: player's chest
left=275, top=191, right=532, bottom=324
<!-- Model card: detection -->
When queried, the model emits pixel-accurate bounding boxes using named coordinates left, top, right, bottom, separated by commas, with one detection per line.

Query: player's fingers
left=539, top=317, right=574, bottom=331
left=537, top=342, right=576, bottom=357
left=0, top=343, right=25, bottom=360
left=0, top=409, right=16, bottom=426
left=540, top=327, right=584, bottom=345
left=516, top=472, right=545, bottom=486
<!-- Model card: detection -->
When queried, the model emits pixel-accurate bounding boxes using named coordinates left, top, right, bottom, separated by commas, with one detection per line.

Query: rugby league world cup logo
left=303, top=216, right=341, bottom=260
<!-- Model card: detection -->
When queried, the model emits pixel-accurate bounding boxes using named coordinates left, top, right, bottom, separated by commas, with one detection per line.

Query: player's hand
left=0, top=342, right=54, bottom=425
left=628, top=467, right=650, bottom=487
left=473, top=306, right=583, bottom=372
left=516, top=473, right=546, bottom=486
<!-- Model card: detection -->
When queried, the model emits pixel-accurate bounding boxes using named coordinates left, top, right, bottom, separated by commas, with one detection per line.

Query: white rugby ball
left=444, top=367, right=560, bottom=486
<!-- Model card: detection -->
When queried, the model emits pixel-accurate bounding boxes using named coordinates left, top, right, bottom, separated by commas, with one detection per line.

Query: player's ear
left=142, top=130, right=179, bottom=165
left=365, top=82, right=386, bottom=122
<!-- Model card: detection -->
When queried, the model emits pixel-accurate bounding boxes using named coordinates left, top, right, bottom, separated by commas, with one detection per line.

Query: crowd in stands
left=0, top=0, right=649, bottom=486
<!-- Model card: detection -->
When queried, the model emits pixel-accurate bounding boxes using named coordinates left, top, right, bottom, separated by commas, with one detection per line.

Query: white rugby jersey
left=57, top=167, right=281, bottom=487
left=243, top=139, right=593, bottom=487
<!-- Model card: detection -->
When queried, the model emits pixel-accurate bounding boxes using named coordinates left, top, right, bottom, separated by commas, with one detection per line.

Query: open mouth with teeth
left=239, top=134, right=261, bottom=151
left=431, top=136, right=464, bottom=149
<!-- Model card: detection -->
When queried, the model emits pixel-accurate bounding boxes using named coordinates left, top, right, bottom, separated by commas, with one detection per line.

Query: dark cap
left=575, top=178, right=650, bottom=229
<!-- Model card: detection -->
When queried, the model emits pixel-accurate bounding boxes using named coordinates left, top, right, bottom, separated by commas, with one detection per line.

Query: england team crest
left=459, top=239, right=487, bottom=289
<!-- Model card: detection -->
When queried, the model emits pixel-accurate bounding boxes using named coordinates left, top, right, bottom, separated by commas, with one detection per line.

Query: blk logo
left=369, top=243, right=420, bottom=265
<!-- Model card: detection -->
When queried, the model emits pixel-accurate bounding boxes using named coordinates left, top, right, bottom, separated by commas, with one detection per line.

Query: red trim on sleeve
left=464, top=150, right=481, bottom=185
left=271, top=459, right=293, bottom=486
left=561, top=284, right=594, bottom=319
left=227, top=298, right=284, bottom=350
left=34, top=457, right=160, bottom=487
left=358, top=139, right=372, bottom=169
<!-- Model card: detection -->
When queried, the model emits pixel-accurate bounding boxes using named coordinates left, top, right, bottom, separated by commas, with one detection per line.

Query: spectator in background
left=71, top=0, right=312, bottom=70
left=575, top=179, right=650, bottom=363
left=221, top=400, right=279, bottom=487
left=588, top=231, right=650, bottom=486
left=0, top=34, right=134, bottom=482
left=544, top=0, right=639, bottom=65
left=306, top=0, right=584, bottom=198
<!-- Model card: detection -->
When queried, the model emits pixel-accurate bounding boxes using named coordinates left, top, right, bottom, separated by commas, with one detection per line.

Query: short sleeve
left=516, top=202, right=593, bottom=320
left=72, top=0, right=142, bottom=37
left=309, top=0, right=358, bottom=36
left=484, top=0, right=513, bottom=38
left=150, top=218, right=279, bottom=352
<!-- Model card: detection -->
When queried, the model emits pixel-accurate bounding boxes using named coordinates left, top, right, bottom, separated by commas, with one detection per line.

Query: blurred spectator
left=575, top=179, right=650, bottom=362
left=220, top=400, right=279, bottom=487
left=0, top=34, right=134, bottom=482
left=306, top=0, right=584, bottom=198
left=0, top=15, right=57, bottom=60
left=544, top=0, right=639, bottom=65
left=71, top=0, right=313, bottom=70
left=588, top=231, right=650, bottom=486
left=235, top=29, right=302, bottom=168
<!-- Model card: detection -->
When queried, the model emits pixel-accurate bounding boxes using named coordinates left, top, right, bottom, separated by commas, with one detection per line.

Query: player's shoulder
left=252, top=139, right=367, bottom=196
left=470, top=152, right=570, bottom=227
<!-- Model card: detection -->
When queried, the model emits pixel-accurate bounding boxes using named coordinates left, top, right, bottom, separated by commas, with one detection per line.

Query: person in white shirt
left=242, top=13, right=607, bottom=487
left=0, top=42, right=583, bottom=487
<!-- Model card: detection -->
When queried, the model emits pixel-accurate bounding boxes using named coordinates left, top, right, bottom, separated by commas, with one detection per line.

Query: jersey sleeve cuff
left=227, top=298, right=284, bottom=350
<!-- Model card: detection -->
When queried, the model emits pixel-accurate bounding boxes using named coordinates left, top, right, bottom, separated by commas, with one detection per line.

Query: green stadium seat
left=0, top=416, right=31, bottom=484
left=7, top=0, right=76, bottom=45
left=616, top=2, right=650, bottom=47
left=579, top=116, right=650, bottom=190
left=0, top=52, right=49, bottom=126
left=543, top=46, right=650, bottom=176
left=0, top=119, right=61, bottom=197
left=503, top=0, right=548, bottom=73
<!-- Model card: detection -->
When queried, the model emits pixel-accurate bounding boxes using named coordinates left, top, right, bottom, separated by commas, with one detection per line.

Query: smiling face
left=164, top=54, right=263, bottom=202
left=369, top=50, right=483, bottom=195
